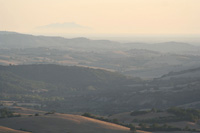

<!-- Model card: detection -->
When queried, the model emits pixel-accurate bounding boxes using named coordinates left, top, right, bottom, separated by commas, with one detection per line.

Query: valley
left=0, top=32, right=200, bottom=132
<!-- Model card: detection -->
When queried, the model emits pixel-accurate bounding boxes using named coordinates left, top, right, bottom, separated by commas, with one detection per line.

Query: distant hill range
left=0, top=31, right=199, bottom=53
left=1, top=31, right=200, bottom=78
left=0, top=31, right=121, bottom=51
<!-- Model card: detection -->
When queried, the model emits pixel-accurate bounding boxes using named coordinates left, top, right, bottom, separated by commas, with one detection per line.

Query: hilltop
left=0, top=106, right=131, bottom=133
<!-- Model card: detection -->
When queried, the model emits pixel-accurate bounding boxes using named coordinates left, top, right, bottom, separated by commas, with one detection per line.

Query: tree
left=139, top=123, right=147, bottom=129
left=184, top=125, right=189, bottom=131
left=150, top=123, right=159, bottom=130
left=151, top=108, right=157, bottom=113
left=112, top=118, right=119, bottom=124
left=82, top=112, right=92, bottom=117
left=35, top=113, right=39, bottom=116
left=129, top=124, right=137, bottom=132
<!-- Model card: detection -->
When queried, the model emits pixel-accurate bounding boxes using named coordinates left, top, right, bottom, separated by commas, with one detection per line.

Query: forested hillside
left=0, top=64, right=200, bottom=115
left=0, top=64, right=141, bottom=114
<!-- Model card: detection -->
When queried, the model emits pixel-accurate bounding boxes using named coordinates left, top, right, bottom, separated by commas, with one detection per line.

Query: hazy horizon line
left=1, top=30, right=200, bottom=45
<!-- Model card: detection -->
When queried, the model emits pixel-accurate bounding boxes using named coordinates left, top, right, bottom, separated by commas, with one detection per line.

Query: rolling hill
left=1, top=31, right=200, bottom=78
left=0, top=126, right=30, bottom=133
left=0, top=31, right=121, bottom=51
left=0, top=64, right=136, bottom=87
left=0, top=64, right=142, bottom=114
left=0, top=114, right=131, bottom=133
left=0, top=31, right=199, bottom=53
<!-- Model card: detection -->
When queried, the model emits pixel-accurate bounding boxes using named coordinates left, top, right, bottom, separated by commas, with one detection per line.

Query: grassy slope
left=0, top=126, right=30, bottom=133
left=0, top=113, right=131, bottom=133
left=0, top=106, right=151, bottom=133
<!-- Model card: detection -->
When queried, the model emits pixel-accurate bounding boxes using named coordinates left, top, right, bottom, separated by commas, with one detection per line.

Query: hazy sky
left=1, top=0, right=200, bottom=36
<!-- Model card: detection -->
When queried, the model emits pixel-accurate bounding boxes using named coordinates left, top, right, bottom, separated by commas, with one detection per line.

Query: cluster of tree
left=0, top=108, right=20, bottom=118
left=133, top=116, right=183, bottom=123
left=0, top=94, right=64, bottom=107
left=82, top=112, right=138, bottom=129
left=130, top=108, right=161, bottom=116
left=130, top=110, right=150, bottom=116
left=19, top=128, right=32, bottom=132
left=82, top=113, right=121, bottom=125
left=44, top=110, right=55, bottom=115
left=167, top=107, right=200, bottom=122
left=138, top=123, right=182, bottom=132
left=132, top=107, right=200, bottom=123
left=137, top=123, right=198, bottom=132
left=82, top=110, right=200, bottom=132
